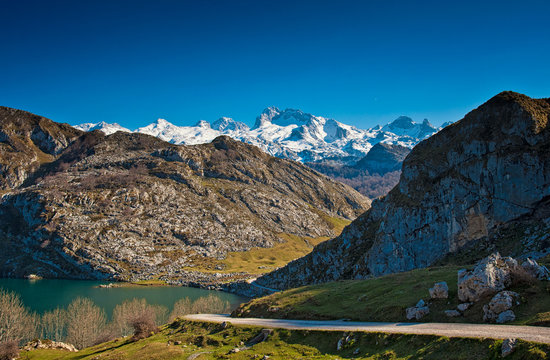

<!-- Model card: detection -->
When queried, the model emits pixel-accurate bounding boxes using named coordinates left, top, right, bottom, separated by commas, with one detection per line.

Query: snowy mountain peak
left=194, top=120, right=211, bottom=128
left=253, top=106, right=281, bottom=129
left=75, top=108, right=449, bottom=165
left=388, top=116, right=415, bottom=129
left=73, top=121, right=131, bottom=135
left=211, top=117, right=249, bottom=132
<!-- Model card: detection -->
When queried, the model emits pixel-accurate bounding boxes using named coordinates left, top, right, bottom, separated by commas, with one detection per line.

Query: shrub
left=65, top=297, right=106, bottom=349
left=112, top=298, right=167, bottom=337
left=0, top=340, right=19, bottom=360
left=130, top=312, right=158, bottom=341
left=510, top=266, right=537, bottom=286
left=0, top=289, right=36, bottom=343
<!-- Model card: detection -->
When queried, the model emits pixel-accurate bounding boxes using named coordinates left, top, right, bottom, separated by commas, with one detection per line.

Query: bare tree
left=190, top=294, right=230, bottom=315
left=111, top=298, right=167, bottom=337
left=0, top=289, right=36, bottom=344
left=65, top=297, right=106, bottom=349
left=169, top=297, right=192, bottom=321
left=40, top=307, right=67, bottom=341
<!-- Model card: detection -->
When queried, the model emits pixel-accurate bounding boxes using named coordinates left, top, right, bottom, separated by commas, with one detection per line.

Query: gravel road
left=185, top=314, right=550, bottom=344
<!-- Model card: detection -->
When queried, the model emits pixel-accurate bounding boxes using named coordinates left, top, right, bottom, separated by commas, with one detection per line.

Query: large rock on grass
left=458, top=253, right=520, bottom=302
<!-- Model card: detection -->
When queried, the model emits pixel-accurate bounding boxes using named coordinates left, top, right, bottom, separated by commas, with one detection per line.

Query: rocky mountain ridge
left=74, top=108, right=443, bottom=165
left=0, top=107, right=370, bottom=284
left=253, top=91, right=550, bottom=291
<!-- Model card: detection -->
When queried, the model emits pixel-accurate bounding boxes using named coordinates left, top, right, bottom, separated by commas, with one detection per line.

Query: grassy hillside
left=234, top=259, right=550, bottom=326
left=25, top=319, right=550, bottom=360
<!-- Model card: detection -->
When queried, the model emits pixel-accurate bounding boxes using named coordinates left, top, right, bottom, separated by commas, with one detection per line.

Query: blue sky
left=1, top=0, right=549, bottom=129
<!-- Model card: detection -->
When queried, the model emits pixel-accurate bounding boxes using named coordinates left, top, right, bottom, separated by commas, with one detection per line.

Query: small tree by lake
left=0, top=289, right=36, bottom=344
left=40, top=307, right=67, bottom=342
left=65, top=297, right=106, bottom=349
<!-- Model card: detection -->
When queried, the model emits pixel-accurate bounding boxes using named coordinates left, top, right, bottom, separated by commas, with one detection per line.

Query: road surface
left=184, top=314, right=550, bottom=344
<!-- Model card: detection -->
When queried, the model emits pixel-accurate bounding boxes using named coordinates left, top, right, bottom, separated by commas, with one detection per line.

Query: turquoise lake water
left=0, top=278, right=248, bottom=318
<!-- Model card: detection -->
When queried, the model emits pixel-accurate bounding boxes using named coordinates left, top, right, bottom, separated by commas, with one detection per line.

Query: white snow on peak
left=74, top=109, right=446, bottom=164
left=73, top=121, right=131, bottom=135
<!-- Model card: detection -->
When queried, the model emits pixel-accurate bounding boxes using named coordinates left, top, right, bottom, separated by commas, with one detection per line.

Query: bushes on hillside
left=0, top=340, right=19, bottom=360
left=112, top=298, right=167, bottom=337
left=130, top=312, right=159, bottom=341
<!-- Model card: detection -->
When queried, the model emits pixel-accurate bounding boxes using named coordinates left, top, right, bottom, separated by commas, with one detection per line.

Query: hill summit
left=254, top=91, right=550, bottom=290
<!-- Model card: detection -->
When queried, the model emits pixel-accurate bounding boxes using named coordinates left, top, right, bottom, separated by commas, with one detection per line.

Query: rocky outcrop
left=429, top=282, right=449, bottom=299
left=405, top=299, right=429, bottom=320
left=0, top=106, right=82, bottom=190
left=457, top=253, right=519, bottom=302
left=483, top=291, right=520, bottom=323
left=501, top=338, right=518, bottom=357
left=354, top=143, right=410, bottom=174
left=522, top=258, right=550, bottom=280
left=23, top=339, right=78, bottom=352
left=254, top=91, right=550, bottom=291
left=0, top=111, right=370, bottom=284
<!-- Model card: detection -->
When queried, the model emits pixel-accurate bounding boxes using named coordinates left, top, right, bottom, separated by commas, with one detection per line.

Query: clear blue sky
left=1, top=0, right=549, bottom=129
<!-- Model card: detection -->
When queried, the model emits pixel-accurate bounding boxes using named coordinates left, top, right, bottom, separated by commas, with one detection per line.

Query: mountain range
left=75, top=108, right=445, bottom=165
left=0, top=106, right=369, bottom=284
left=253, top=91, right=550, bottom=291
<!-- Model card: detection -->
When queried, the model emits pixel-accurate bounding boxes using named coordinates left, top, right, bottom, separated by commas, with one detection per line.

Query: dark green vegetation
left=23, top=320, right=550, bottom=360
left=235, top=257, right=550, bottom=326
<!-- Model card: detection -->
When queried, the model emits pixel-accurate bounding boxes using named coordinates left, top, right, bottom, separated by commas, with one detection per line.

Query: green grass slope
left=25, top=320, right=550, bottom=360
left=234, top=261, right=550, bottom=326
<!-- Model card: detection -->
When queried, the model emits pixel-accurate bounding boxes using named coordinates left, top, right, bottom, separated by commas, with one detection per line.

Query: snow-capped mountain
left=75, top=108, right=447, bottom=164
left=74, top=121, right=131, bottom=135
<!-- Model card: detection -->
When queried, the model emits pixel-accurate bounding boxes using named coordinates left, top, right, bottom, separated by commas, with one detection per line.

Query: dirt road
left=185, top=314, right=550, bottom=344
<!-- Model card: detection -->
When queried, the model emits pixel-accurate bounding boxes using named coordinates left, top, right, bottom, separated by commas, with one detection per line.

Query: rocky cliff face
left=255, top=91, right=550, bottom=290
left=0, top=107, right=82, bottom=190
left=0, top=109, right=369, bottom=284
left=354, top=143, right=410, bottom=174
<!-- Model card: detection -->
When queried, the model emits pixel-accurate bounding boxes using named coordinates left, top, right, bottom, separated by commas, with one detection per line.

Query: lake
left=0, top=278, right=248, bottom=318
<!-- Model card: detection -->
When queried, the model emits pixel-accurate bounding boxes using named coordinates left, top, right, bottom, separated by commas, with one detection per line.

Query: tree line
left=0, top=288, right=230, bottom=354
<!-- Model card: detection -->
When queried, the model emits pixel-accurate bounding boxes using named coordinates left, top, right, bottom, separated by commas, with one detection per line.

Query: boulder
left=458, top=253, right=520, bottom=302
left=456, top=303, right=473, bottom=312
left=522, top=258, right=550, bottom=280
left=23, top=339, right=78, bottom=352
left=501, top=338, right=518, bottom=357
left=483, top=291, right=519, bottom=322
left=429, top=282, right=449, bottom=299
left=497, top=310, right=516, bottom=324
left=406, top=299, right=430, bottom=320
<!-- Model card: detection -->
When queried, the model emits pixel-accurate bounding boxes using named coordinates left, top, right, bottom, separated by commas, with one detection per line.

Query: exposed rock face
left=354, top=143, right=410, bottom=175
left=457, top=253, right=519, bottom=303
left=522, top=258, right=550, bottom=280
left=0, top=107, right=82, bottom=190
left=429, top=281, right=449, bottom=299
left=0, top=109, right=369, bottom=283
left=254, top=92, right=550, bottom=291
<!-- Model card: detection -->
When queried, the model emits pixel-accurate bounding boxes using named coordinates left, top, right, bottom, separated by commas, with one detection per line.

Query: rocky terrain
left=307, top=143, right=409, bottom=198
left=253, top=91, right=550, bottom=291
left=0, top=107, right=370, bottom=284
